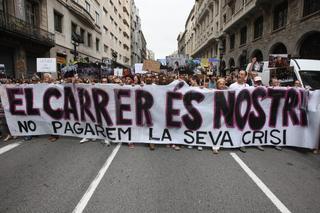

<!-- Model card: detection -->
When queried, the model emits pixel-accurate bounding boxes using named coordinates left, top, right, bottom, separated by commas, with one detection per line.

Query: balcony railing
left=67, top=0, right=96, bottom=29
left=0, top=10, right=55, bottom=46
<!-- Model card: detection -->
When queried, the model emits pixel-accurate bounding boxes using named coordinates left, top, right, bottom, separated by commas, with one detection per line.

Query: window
left=96, top=38, right=100, bottom=51
left=103, top=7, right=108, bottom=15
left=273, top=1, right=287, bottom=30
left=223, top=14, right=226, bottom=23
left=87, top=33, right=92, bottom=47
left=303, top=0, right=320, bottom=17
left=111, top=33, right=115, bottom=42
left=0, top=0, right=5, bottom=11
left=80, top=28, right=85, bottom=43
left=215, top=1, right=219, bottom=16
left=103, top=26, right=108, bottom=34
left=110, top=0, right=113, bottom=6
left=71, top=22, right=77, bottom=39
left=85, top=1, right=90, bottom=13
left=240, top=26, right=247, bottom=45
left=230, top=3, right=235, bottom=15
left=229, top=34, right=235, bottom=50
left=104, top=45, right=109, bottom=53
left=54, top=11, right=63, bottom=33
left=95, top=12, right=99, bottom=24
left=254, top=16, right=263, bottom=39
left=26, top=0, right=39, bottom=26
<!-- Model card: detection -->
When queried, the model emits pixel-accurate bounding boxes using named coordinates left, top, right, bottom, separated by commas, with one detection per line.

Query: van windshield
left=299, top=71, right=320, bottom=90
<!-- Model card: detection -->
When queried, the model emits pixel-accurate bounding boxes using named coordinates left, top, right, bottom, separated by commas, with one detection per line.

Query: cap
left=254, top=76, right=262, bottom=82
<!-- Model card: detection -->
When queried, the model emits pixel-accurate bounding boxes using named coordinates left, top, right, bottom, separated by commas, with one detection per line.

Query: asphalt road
left=0, top=136, right=319, bottom=213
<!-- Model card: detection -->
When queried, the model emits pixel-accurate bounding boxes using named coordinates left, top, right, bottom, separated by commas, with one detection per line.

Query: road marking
left=0, top=141, right=23, bottom=155
left=230, top=153, right=291, bottom=213
left=73, top=143, right=122, bottom=213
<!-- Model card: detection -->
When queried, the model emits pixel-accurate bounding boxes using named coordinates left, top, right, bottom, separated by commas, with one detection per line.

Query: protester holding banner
left=187, top=76, right=203, bottom=151
left=270, top=77, right=280, bottom=87
left=229, top=70, right=249, bottom=90
left=42, top=73, right=60, bottom=142
left=212, top=77, right=228, bottom=154
left=294, top=80, right=302, bottom=88
left=0, top=92, right=11, bottom=142
left=254, top=76, right=263, bottom=87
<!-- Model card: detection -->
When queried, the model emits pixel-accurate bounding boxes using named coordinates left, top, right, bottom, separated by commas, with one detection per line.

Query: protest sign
left=1, top=82, right=320, bottom=149
left=270, top=66, right=295, bottom=86
left=143, top=60, right=161, bottom=72
left=268, top=54, right=289, bottom=68
left=37, top=58, right=57, bottom=73
left=201, top=58, right=209, bottom=68
left=76, top=63, right=101, bottom=80
left=114, top=68, right=123, bottom=76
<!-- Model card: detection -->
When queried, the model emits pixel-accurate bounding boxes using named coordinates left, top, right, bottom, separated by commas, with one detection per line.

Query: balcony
left=197, top=0, right=214, bottom=23
left=66, top=0, right=96, bottom=29
left=0, top=10, right=54, bottom=47
left=222, top=0, right=257, bottom=32
left=192, top=26, right=218, bottom=56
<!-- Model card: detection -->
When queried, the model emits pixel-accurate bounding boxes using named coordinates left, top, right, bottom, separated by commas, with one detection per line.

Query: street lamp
left=71, top=32, right=84, bottom=61
left=218, top=40, right=225, bottom=76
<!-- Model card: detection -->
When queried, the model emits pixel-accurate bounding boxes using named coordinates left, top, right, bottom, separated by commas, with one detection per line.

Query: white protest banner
left=1, top=82, right=320, bottom=149
left=134, top=63, right=147, bottom=74
left=37, top=58, right=57, bottom=73
left=114, top=68, right=123, bottom=77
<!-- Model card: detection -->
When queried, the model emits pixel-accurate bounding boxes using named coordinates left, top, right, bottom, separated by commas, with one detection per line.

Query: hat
left=254, top=76, right=262, bottom=82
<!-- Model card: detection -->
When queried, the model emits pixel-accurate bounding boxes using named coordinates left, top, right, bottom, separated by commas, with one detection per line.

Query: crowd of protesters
left=0, top=60, right=319, bottom=155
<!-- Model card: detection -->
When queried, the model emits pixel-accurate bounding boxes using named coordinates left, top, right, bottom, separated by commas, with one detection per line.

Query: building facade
left=220, top=0, right=320, bottom=70
left=101, top=0, right=131, bottom=67
left=146, top=49, right=155, bottom=60
left=140, top=30, right=147, bottom=61
left=0, top=0, right=147, bottom=79
left=179, top=0, right=320, bottom=70
left=0, top=0, right=54, bottom=78
left=177, top=31, right=186, bottom=55
left=130, top=0, right=144, bottom=65
left=48, top=0, right=133, bottom=70
left=48, top=0, right=102, bottom=69
left=185, top=6, right=195, bottom=57
left=191, top=0, right=221, bottom=60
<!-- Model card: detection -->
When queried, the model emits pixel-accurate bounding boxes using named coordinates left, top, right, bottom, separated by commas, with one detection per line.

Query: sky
left=134, top=0, right=194, bottom=60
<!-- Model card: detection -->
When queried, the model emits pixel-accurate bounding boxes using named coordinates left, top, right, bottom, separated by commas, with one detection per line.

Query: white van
left=258, top=59, right=320, bottom=90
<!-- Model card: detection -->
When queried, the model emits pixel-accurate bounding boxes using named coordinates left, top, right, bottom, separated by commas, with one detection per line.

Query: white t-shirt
left=229, top=82, right=249, bottom=90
